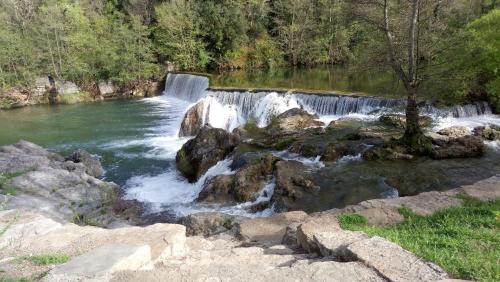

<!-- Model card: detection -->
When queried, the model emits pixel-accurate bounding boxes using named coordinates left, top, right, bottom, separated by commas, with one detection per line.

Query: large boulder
left=438, top=126, right=470, bottom=138
left=179, top=100, right=206, bottom=137
left=0, top=141, right=126, bottom=226
left=378, top=114, right=433, bottom=128
left=66, top=149, right=104, bottom=178
left=266, top=108, right=324, bottom=137
left=176, top=126, right=239, bottom=182
left=271, top=160, right=320, bottom=211
left=197, top=154, right=280, bottom=203
left=180, top=212, right=241, bottom=237
left=473, top=125, right=500, bottom=141
left=431, top=135, right=485, bottom=159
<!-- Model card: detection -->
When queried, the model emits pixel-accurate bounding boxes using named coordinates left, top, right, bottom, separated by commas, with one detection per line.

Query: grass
left=57, top=91, right=93, bottom=104
left=338, top=197, right=500, bottom=282
left=16, top=254, right=70, bottom=266
left=0, top=172, right=24, bottom=196
left=0, top=277, right=32, bottom=282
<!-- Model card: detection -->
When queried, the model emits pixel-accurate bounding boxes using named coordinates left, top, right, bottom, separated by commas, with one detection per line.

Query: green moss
left=17, top=254, right=70, bottom=265
left=58, top=92, right=93, bottom=104
left=175, top=149, right=193, bottom=177
left=0, top=172, right=25, bottom=196
left=272, top=137, right=297, bottom=150
left=339, top=198, right=500, bottom=282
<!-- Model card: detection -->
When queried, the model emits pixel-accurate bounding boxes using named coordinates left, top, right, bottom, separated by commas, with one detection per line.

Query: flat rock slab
left=459, top=175, right=500, bottom=201
left=313, top=230, right=368, bottom=259
left=44, top=244, right=151, bottom=282
left=296, top=213, right=342, bottom=253
left=346, top=236, right=448, bottom=282
left=237, top=211, right=308, bottom=245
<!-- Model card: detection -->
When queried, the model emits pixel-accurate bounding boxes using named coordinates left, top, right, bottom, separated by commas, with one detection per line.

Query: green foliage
left=0, top=277, right=32, bottom=282
left=0, top=172, right=24, bottom=196
left=17, top=254, right=70, bottom=265
left=340, top=198, right=500, bottom=282
left=154, top=0, right=210, bottom=71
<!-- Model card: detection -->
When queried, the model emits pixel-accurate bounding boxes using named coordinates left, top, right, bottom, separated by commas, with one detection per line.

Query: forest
left=0, top=0, right=499, bottom=111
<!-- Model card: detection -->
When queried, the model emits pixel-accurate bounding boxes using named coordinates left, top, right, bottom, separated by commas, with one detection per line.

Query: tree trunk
left=404, top=86, right=421, bottom=138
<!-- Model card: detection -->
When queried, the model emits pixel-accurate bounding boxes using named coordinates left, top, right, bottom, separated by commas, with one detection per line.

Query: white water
left=122, top=73, right=500, bottom=218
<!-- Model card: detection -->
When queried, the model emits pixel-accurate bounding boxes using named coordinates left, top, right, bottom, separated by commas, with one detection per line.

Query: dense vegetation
left=338, top=197, right=500, bottom=282
left=0, top=0, right=498, bottom=110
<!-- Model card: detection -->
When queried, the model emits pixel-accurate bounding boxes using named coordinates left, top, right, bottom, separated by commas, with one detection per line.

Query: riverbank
left=0, top=78, right=163, bottom=110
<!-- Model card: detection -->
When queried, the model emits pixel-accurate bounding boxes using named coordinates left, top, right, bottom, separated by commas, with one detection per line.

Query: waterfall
left=164, top=73, right=209, bottom=102
left=166, top=74, right=495, bottom=134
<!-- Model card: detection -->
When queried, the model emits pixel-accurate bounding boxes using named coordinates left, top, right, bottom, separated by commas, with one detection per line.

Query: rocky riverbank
left=0, top=77, right=163, bottom=110
left=1, top=172, right=498, bottom=281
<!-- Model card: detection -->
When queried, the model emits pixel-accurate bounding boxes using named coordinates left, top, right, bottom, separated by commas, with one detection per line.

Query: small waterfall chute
left=164, top=73, right=209, bottom=102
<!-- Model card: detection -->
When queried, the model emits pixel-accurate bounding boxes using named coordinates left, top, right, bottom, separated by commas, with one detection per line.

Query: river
left=0, top=71, right=499, bottom=219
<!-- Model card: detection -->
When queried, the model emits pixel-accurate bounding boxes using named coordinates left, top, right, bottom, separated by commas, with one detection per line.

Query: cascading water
left=121, top=73, right=500, bottom=219
left=164, top=73, right=209, bottom=102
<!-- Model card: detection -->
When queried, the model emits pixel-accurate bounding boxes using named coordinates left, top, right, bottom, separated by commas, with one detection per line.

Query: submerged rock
left=176, top=126, right=239, bottom=182
left=272, top=160, right=320, bottom=212
left=265, top=108, right=324, bottom=137
left=431, top=135, right=485, bottom=159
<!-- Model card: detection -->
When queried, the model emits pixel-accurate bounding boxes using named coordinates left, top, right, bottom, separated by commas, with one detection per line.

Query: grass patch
left=0, top=172, right=24, bottom=196
left=58, top=92, right=93, bottom=104
left=338, top=197, right=500, bottom=282
left=0, top=277, right=32, bottom=282
left=17, top=254, right=70, bottom=266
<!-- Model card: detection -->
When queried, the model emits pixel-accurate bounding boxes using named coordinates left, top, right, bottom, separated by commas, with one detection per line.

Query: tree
left=154, top=0, right=209, bottom=70
left=352, top=0, right=453, bottom=150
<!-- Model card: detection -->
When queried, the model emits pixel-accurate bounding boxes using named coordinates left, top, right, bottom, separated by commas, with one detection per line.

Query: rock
left=431, top=135, right=485, bottom=159
left=362, top=144, right=414, bottom=161
left=56, top=81, right=81, bottom=95
left=181, top=212, right=239, bottom=237
left=473, top=125, right=500, bottom=141
left=179, top=100, right=206, bottom=137
left=99, top=81, right=116, bottom=96
left=345, top=236, right=449, bottom=282
left=296, top=213, right=343, bottom=254
left=232, top=154, right=280, bottom=202
left=197, top=154, right=280, bottom=204
left=176, top=126, right=239, bottom=182
left=313, top=230, right=369, bottom=259
left=438, top=126, right=470, bottom=138
left=320, top=143, right=348, bottom=162
left=44, top=244, right=152, bottom=282
left=289, top=141, right=324, bottom=157
left=272, top=160, right=320, bottom=211
left=0, top=141, right=124, bottom=226
left=425, top=131, right=450, bottom=146
left=379, top=114, right=433, bottom=128
left=66, top=149, right=104, bottom=178
left=265, top=108, right=324, bottom=137
left=236, top=211, right=308, bottom=245
left=196, top=175, right=235, bottom=203
left=356, top=207, right=405, bottom=226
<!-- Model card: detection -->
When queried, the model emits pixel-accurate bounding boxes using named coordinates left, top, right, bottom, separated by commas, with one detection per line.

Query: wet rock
left=196, top=175, right=235, bottom=203
left=362, top=144, right=414, bottom=161
left=320, top=143, right=349, bottom=162
left=179, top=100, right=206, bottom=137
left=379, top=114, right=433, bottom=128
left=345, top=236, right=449, bottom=282
left=289, top=141, right=324, bottom=157
left=176, top=126, right=239, bottom=182
left=438, top=126, right=470, bottom=138
left=473, top=125, right=500, bottom=141
left=272, top=161, right=320, bottom=212
left=66, top=149, right=104, bottom=178
left=236, top=211, right=308, bottom=245
left=265, top=108, right=324, bottom=137
left=232, top=154, right=280, bottom=202
left=425, top=131, right=450, bottom=146
left=181, top=212, right=240, bottom=237
left=431, top=135, right=485, bottom=159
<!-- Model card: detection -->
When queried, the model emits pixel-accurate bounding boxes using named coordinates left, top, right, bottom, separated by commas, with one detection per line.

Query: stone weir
left=165, top=72, right=494, bottom=120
